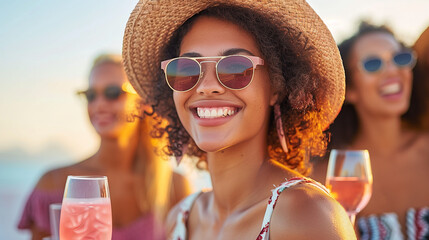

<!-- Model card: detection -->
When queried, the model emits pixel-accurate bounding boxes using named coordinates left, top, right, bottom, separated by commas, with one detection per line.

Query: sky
left=1, top=0, right=429, bottom=161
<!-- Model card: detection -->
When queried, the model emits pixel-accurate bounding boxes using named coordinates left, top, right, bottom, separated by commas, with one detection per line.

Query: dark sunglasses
left=160, top=55, right=264, bottom=92
left=77, top=85, right=125, bottom=102
left=360, top=51, right=416, bottom=73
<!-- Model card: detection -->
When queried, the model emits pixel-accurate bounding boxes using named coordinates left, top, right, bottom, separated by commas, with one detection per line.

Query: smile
left=196, top=107, right=238, bottom=118
left=379, top=82, right=402, bottom=96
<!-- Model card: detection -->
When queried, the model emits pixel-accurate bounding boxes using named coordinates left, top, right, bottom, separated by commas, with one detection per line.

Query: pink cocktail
left=60, top=176, right=112, bottom=240
left=60, top=198, right=112, bottom=240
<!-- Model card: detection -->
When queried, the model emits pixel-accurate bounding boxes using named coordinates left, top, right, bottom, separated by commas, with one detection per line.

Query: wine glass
left=49, top=203, right=62, bottom=240
left=59, top=176, right=112, bottom=240
left=325, top=150, right=373, bottom=225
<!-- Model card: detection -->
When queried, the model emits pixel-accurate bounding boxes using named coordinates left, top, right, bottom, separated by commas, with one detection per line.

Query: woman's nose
left=195, top=63, right=226, bottom=95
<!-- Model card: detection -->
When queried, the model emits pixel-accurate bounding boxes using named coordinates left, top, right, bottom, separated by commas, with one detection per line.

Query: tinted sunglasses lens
left=104, top=86, right=122, bottom=100
left=85, top=89, right=96, bottom=102
left=217, top=56, right=253, bottom=89
left=166, top=58, right=200, bottom=91
left=393, top=52, right=413, bottom=67
left=363, top=58, right=382, bottom=72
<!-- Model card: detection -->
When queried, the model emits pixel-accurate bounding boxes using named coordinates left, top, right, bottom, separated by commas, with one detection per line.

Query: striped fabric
left=358, top=207, right=429, bottom=240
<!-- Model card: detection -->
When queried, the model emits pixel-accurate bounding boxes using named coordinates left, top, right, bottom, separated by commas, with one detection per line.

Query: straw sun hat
left=122, top=0, right=345, bottom=129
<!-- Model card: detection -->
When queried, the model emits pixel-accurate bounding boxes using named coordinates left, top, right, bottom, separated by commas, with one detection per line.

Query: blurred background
left=1, top=0, right=428, bottom=238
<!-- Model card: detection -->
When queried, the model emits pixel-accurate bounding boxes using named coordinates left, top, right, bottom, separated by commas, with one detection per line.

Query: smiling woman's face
left=172, top=16, right=277, bottom=153
left=87, top=63, right=140, bottom=139
left=347, top=32, right=413, bottom=118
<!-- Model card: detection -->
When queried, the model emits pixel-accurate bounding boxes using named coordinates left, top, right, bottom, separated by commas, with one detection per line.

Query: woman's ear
left=270, top=92, right=279, bottom=106
left=345, top=87, right=358, bottom=104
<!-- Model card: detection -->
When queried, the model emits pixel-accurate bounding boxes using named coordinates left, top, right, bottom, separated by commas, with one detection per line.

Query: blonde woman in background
left=17, top=54, right=191, bottom=240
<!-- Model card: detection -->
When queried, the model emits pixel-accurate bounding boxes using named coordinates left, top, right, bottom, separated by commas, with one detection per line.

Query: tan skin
left=165, top=16, right=356, bottom=240
left=311, top=32, right=429, bottom=234
left=30, top=63, right=191, bottom=240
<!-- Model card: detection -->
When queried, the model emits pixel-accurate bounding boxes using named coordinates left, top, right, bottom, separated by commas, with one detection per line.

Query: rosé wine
left=326, top=176, right=372, bottom=214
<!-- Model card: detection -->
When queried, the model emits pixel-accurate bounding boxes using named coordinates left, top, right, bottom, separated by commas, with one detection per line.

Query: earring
left=274, top=104, right=288, bottom=153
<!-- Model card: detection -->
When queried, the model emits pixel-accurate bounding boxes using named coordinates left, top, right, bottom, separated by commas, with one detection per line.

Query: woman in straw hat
left=123, top=1, right=356, bottom=239
left=18, top=54, right=191, bottom=240
left=311, top=22, right=429, bottom=240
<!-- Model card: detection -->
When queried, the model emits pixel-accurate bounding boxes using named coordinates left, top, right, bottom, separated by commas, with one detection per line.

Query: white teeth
left=196, top=107, right=237, bottom=118
left=380, top=83, right=401, bottom=95
left=204, top=109, right=210, bottom=118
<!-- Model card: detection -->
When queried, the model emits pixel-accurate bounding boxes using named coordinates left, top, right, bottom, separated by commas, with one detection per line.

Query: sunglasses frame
left=161, top=55, right=264, bottom=92
left=359, top=50, right=417, bottom=74
left=77, top=84, right=134, bottom=103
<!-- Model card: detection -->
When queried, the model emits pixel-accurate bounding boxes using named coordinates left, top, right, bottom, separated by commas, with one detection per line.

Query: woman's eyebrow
left=222, top=48, right=255, bottom=56
left=179, top=48, right=255, bottom=58
left=180, top=52, right=202, bottom=57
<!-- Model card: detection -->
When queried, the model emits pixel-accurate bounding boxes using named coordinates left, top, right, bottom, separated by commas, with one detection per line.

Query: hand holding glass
left=326, top=150, right=373, bottom=225
left=59, top=176, right=112, bottom=240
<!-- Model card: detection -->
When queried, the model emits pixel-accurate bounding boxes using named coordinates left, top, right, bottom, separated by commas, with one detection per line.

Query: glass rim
left=67, top=175, right=107, bottom=180
left=330, top=149, right=368, bottom=153
left=49, top=203, right=62, bottom=209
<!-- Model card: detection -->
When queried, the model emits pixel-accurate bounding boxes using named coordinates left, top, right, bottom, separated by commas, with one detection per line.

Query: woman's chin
left=195, top=142, right=229, bottom=154
left=96, top=128, right=121, bottom=139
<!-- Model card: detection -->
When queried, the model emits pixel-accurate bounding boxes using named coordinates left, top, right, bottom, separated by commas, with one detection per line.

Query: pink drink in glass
left=326, top=176, right=372, bottom=214
left=60, top=198, right=112, bottom=240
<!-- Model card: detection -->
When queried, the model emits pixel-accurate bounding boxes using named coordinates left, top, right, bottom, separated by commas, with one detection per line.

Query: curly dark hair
left=406, top=27, right=429, bottom=130
left=145, top=5, right=328, bottom=175
left=328, top=21, right=424, bottom=150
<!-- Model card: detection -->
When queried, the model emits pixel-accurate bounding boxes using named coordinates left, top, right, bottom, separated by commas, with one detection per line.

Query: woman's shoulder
left=35, top=160, right=90, bottom=191
left=36, top=167, right=70, bottom=191
left=270, top=180, right=356, bottom=240
left=413, top=131, right=429, bottom=161
left=401, top=130, right=429, bottom=161
left=417, top=131, right=429, bottom=144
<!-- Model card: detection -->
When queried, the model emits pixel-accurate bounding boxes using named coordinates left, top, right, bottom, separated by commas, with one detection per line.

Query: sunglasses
left=360, top=51, right=416, bottom=73
left=161, top=55, right=264, bottom=92
left=77, top=85, right=126, bottom=103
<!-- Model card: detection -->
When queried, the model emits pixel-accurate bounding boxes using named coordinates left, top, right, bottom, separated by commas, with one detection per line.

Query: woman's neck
left=93, top=132, right=139, bottom=171
left=206, top=136, right=283, bottom=220
left=352, top=111, right=407, bottom=156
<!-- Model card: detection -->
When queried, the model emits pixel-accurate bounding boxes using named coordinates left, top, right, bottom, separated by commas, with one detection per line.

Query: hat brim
left=122, top=0, right=344, bottom=129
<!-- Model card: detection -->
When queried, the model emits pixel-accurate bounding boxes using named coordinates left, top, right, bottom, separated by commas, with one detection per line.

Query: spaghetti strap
left=257, top=177, right=330, bottom=240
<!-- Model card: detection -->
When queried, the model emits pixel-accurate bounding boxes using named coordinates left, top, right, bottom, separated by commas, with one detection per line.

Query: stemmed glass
left=59, top=176, right=112, bottom=240
left=325, top=150, right=373, bottom=225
